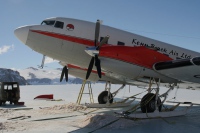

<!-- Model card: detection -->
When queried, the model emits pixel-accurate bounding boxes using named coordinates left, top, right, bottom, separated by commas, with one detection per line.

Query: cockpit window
left=54, top=21, right=64, bottom=29
left=41, top=20, right=55, bottom=26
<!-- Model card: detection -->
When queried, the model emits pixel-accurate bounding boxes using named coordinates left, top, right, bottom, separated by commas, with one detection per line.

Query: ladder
left=76, top=80, right=94, bottom=104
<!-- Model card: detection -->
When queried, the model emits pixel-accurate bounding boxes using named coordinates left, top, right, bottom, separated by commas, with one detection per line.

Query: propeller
left=95, top=55, right=101, bottom=78
left=85, top=20, right=109, bottom=80
left=94, top=20, right=100, bottom=46
left=96, top=35, right=109, bottom=50
left=60, top=66, right=68, bottom=82
left=86, top=57, right=95, bottom=80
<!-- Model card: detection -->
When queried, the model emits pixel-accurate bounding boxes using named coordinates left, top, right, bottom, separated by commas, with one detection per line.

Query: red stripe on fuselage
left=31, top=30, right=94, bottom=46
left=99, top=46, right=173, bottom=69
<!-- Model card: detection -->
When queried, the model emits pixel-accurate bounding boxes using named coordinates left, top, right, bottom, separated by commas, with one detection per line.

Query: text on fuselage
left=132, top=39, right=191, bottom=59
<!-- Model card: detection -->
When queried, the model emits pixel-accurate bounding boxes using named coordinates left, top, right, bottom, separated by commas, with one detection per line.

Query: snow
left=0, top=84, right=200, bottom=133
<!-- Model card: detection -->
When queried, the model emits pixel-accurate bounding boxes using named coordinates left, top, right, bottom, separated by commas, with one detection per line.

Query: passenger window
left=117, top=41, right=125, bottom=46
left=100, top=37, right=108, bottom=44
left=54, top=21, right=64, bottom=29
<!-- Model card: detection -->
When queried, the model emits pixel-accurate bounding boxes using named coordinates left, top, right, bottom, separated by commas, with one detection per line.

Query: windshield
left=41, top=20, right=55, bottom=26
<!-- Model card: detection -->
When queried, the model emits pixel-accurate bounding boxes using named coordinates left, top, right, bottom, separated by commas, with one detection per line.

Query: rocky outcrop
left=0, top=68, right=28, bottom=85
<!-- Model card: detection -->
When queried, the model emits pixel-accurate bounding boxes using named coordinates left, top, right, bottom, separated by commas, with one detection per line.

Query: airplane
left=14, top=17, right=200, bottom=118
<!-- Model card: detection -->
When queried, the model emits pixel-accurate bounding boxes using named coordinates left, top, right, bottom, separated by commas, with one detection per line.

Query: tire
left=98, top=91, right=113, bottom=104
left=0, top=100, right=2, bottom=106
left=140, top=93, right=162, bottom=113
left=10, top=101, right=13, bottom=105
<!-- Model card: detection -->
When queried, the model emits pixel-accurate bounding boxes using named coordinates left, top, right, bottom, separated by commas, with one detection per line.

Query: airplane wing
left=60, top=46, right=200, bottom=89
left=153, top=57, right=200, bottom=83
left=97, top=45, right=200, bottom=86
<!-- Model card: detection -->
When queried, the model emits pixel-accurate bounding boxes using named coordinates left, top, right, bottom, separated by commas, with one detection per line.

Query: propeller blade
left=95, top=55, right=102, bottom=78
left=86, top=57, right=95, bottom=80
left=64, top=67, right=68, bottom=82
left=60, top=66, right=65, bottom=82
left=97, top=35, right=109, bottom=50
left=94, top=20, right=100, bottom=46
left=60, top=66, right=68, bottom=82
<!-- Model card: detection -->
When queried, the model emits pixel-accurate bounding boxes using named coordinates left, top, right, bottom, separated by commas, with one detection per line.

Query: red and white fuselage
left=14, top=17, right=200, bottom=85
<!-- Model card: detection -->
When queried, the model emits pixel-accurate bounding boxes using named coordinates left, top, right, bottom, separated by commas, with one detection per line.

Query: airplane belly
left=100, top=57, right=178, bottom=83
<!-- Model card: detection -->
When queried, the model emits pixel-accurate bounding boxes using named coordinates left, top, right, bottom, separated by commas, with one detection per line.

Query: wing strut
left=38, top=55, right=46, bottom=69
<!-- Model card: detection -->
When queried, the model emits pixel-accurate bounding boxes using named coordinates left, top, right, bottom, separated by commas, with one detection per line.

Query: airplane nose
left=14, top=26, right=30, bottom=44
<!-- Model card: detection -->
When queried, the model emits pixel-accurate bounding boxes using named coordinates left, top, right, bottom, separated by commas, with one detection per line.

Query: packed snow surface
left=0, top=84, right=200, bottom=133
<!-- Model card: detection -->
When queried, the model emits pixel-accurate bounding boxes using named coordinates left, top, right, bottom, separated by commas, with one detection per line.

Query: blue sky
left=0, top=0, right=200, bottom=70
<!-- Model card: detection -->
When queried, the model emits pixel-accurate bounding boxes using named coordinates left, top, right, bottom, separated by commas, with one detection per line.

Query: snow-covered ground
left=0, top=84, right=200, bottom=133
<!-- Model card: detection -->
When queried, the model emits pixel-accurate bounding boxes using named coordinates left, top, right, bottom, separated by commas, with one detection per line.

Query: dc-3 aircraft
left=14, top=17, right=200, bottom=119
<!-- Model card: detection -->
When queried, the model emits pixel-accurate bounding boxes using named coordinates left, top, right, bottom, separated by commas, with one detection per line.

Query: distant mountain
left=18, top=67, right=83, bottom=85
left=0, top=68, right=28, bottom=85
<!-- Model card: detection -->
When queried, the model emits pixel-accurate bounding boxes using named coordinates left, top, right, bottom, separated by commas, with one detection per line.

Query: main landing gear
left=98, top=91, right=113, bottom=104
left=86, top=82, right=135, bottom=108
left=140, top=93, right=162, bottom=113
left=115, top=78, right=193, bottom=119
left=97, top=82, right=114, bottom=104
left=139, top=78, right=163, bottom=113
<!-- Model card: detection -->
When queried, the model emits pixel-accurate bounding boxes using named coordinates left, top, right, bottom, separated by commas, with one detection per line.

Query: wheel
left=98, top=91, right=113, bottom=104
left=0, top=100, right=2, bottom=106
left=10, top=101, right=13, bottom=105
left=140, top=93, right=162, bottom=113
